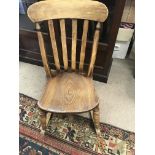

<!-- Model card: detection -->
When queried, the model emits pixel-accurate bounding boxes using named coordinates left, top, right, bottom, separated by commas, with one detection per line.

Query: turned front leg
left=39, top=110, right=46, bottom=132
left=93, top=105, right=101, bottom=137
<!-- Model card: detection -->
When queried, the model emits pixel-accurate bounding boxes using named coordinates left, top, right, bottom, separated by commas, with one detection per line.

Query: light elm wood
left=27, top=0, right=108, bottom=23
left=71, top=19, right=77, bottom=70
left=88, top=22, right=101, bottom=76
left=36, top=23, right=52, bottom=77
left=48, top=20, right=60, bottom=71
left=27, top=0, right=109, bottom=137
left=60, top=19, right=68, bottom=70
left=93, top=105, right=101, bottom=137
left=39, top=109, right=46, bottom=131
left=38, top=72, right=98, bottom=113
left=79, top=20, right=89, bottom=72
left=46, top=112, right=52, bottom=126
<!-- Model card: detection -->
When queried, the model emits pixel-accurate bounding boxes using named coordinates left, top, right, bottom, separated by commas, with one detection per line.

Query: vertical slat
left=59, top=19, right=68, bottom=70
left=71, top=19, right=77, bottom=70
left=79, top=20, right=89, bottom=72
left=88, top=22, right=101, bottom=76
left=36, top=23, right=52, bottom=77
left=48, top=20, right=60, bottom=71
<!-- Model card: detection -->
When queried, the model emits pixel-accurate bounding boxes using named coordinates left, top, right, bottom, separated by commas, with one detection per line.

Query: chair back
left=27, top=0, right=108, bottom=77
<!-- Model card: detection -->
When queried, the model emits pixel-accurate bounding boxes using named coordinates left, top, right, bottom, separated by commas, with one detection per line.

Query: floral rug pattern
left=19, top=135, right=66, bottom=155
left=19, top=94, right=135, bottom=155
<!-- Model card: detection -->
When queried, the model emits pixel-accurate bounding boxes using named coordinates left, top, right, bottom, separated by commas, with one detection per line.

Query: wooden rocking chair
left=27, top=0, right=108, bottom=137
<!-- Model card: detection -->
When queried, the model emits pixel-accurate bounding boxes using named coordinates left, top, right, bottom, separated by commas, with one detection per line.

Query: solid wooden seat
left=38, top=72, right=98, bottom=113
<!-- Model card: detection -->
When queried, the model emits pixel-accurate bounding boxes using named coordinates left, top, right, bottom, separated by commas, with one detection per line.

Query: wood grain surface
left=48, top=20, right=60, bottom=71
left=60, top=19, right=68, bottom=70
left=88, top=22, right=101, bottom=76
left=36, top=23, right=52, bottom=77
left=27, top=0, right=108, bottom=22
left=38, top=72, right=98, bottom=113
left=71, top=19, right=77, bottom=70
left=79, top=20, right=89, bottom=72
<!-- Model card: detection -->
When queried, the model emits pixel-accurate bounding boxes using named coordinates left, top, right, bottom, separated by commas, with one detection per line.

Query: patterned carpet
left=19, top=94, right=135, bottom=155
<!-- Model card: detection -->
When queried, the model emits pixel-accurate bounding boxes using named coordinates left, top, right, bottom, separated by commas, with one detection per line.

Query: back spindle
left=59, top=19, right=68, bottom=71
left=36, top=23, right=52, bottom=78
left=79, top=20, right=89, bottom=72
left=88, top=22, right=101, bottom=77
left=48, top=20, right=60, bottom=71
left=71, top=19, right=77, bottom=71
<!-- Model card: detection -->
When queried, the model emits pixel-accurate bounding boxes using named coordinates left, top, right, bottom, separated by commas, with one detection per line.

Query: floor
left=19, top=58, right=135, bottom=132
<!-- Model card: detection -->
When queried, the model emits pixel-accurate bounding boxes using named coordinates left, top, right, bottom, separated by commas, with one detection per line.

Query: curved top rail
left=27, top=0, right=108, bottom=22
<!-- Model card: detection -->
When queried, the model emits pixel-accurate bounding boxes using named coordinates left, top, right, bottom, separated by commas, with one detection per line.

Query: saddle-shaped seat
left=38, top=72, right=98, bottom=113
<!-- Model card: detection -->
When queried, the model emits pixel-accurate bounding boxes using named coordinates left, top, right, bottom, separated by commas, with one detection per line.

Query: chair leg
left=46, top=112, right=52, bottom=126
left=39, top=110, right=46, bottom=134
left=92, top=105, right=101, bottom=137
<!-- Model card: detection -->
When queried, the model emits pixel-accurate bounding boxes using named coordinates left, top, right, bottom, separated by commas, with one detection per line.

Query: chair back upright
left=27, top=0, right=108, bottom=77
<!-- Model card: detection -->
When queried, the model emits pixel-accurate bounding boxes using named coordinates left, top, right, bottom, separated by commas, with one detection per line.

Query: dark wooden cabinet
left=19, top=0, right=126, bottom=83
